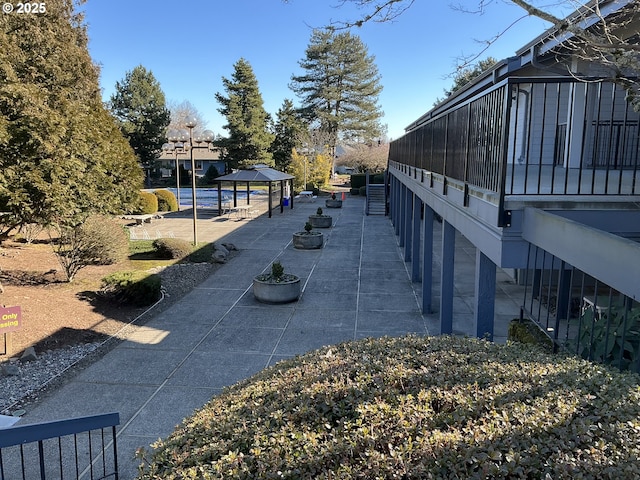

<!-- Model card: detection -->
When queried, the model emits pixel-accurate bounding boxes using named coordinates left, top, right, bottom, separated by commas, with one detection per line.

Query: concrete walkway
left=16, top=195, right=522, bottom=479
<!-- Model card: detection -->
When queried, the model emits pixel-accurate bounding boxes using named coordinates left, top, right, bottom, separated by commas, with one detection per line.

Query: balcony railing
left=520, top=243, right=640, bottom=373
left=389, top=77, right=640, bottom=224
left=0, top=412, right=119, bottom=480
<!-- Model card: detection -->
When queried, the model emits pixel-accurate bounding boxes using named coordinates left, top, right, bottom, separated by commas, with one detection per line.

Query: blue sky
left=81, top=0, right=555, bottom=140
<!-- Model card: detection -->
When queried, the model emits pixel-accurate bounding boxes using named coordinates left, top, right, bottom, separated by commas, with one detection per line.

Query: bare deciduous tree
left=167, top=100, right=209, bottom=136
left=337, top=142, right=389, bottom=173
left=316, top=0, right=640, bottom=108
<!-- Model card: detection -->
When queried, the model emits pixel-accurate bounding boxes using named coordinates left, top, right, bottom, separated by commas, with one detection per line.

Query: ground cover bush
left=101, top=271, right=161, bottom=306
left=137, top=335, right=640, bottom=479
left=154, top=189, right=178, bottom=212
left=152, top=238, right=193, bottom=259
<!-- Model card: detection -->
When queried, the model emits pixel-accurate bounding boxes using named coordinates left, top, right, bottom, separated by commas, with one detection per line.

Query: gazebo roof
left=216, top=164, right=294, bottom=182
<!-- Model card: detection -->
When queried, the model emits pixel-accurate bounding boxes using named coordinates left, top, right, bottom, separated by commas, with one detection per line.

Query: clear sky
left=81, top=0, right=555, bottom=141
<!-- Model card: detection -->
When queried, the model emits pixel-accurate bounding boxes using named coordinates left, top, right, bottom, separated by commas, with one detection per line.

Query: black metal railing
left=0, top=412, right=119, bottom=480
left=389, top=77, right=640, bottom=224
left=520, top=244, right=640, bottom=373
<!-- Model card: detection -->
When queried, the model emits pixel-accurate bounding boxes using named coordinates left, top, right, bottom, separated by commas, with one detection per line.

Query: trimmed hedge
left=100, top=271, right=161, bottom=306
left=152, top=238, right=193, bottom=259
left=137, top=335, right=640, bottom=479
left=350, top=172, right=385, bottom=189
left=350, top=173, right=367, bottom=189
left=358, top=185, right=367, bottom=196
left=154, top=189, right=178, bottom=212
left=137, top=191, right=158, bottom=214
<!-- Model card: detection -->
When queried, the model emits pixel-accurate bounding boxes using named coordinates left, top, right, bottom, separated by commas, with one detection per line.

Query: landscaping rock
left=20, top=347, right=37, bottom=363
left=1, top=363, right=19, bottom=377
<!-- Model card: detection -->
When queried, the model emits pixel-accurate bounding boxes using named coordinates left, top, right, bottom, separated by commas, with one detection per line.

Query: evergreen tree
left=109, top=65, right=171, bottom=184
left=215, top=58, right=274, bottom=169
left=290, top=30, right=384, bottom=166
left=0, top=0, right=143, bottom=237
left=270, top=99, right=306, bottom=172
left=445, top=57, right=498, bottom=97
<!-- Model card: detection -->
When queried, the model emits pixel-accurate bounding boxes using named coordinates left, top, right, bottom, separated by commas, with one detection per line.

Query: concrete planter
left=325, top=199, right=343, bottom=208
left=293, top=231, right=324, bottom=249
left=308, top=215, right=332, bottom=228
left=253, top=274, right=301, bottom=304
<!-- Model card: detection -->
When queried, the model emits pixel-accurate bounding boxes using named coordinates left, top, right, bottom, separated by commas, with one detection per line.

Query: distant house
left=387, top=0, right=640, bottom=370
left=157, top=148, right=226, bottom=179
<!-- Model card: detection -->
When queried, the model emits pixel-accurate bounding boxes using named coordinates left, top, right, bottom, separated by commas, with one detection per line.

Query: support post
left=440, top=221, right=455, bottom=334
left=411, top=195, right=421, bottom=281
left=399, top=183, right=406, bottom=247
left=422, top=205, right=434, bottom=314
left=404, top=189, right=412, bottom=262
left=475, top=250, right=496, bottom=341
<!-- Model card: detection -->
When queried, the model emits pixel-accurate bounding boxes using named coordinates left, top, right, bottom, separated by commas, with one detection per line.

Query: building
left=387, top=0, right=640, bottom=371
left=157, top=147, right=225, bottom=181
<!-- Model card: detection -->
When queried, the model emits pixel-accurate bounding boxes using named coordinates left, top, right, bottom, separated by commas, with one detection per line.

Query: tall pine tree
left=215, top=58, right=274, bottom=169
left=0, top=0, right=143, bottom=236
left=290, top=29, right=384, bottom=167
left=270, top=99, right=306, bottom=172
left=109, top=65, right=171, bottom=185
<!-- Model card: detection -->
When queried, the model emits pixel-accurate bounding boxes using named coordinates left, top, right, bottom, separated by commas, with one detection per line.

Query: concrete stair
left=367, top=184, right=386, bottom=215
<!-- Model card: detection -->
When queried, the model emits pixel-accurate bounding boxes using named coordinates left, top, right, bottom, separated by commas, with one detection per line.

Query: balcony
left=390, top=77, right=640, bottom=231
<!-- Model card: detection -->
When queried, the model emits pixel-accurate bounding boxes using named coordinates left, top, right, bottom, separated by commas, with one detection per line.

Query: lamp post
left=300, top=145, right=314, bottom=191
left=165, top=119, right=214, bottom=245
left=162, top=137, right=186, bottom=212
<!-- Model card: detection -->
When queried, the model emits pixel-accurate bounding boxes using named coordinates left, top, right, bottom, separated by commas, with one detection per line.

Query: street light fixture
left=164, top=119, right=214, bottom=245
left=161, top=136, right=186, bottom=212
left=300, top=144, right=315, bottom=191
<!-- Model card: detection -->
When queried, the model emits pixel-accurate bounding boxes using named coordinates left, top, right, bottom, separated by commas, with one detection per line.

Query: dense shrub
left=152, top=238, right=193, bottom=259
left=372, top=173, right=385, bottom=184
left=101, top=271, right=161, bottom=306
left=350, top=173, right=366, bottom=189
left=508, top=318, right=553, bottom=350
left=137, top=191, right=158, bottom=214
left=358, top=185, right=367, bottom=196
left=154, top=189, right=178, bottom=212
left=349, top=187, right=360, bottom=195
left=52, top=215, right=129, bottom=281
left=138, top=335, right=640, bottom=479
left=200, top=165, right=220, bottom=186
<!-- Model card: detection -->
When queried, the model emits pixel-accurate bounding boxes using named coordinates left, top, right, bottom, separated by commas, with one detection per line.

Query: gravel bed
left=0, top=260, right=228, bottom=416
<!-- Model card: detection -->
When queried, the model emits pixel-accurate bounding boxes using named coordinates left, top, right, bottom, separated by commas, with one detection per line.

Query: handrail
left=0, top=412, right=119, bottom=448
left=0, top=412, right=120, bottom=480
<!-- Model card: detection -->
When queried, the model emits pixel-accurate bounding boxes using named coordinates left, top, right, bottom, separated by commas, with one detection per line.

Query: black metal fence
left=521, top=244, right=640, bottom=373
left=389, top=77, right=640, bottom=222
left=0, top=412, right=119, bottom=480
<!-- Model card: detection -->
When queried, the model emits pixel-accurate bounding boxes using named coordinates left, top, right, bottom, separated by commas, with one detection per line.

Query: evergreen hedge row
left=137, top=335, right=640, bottom=479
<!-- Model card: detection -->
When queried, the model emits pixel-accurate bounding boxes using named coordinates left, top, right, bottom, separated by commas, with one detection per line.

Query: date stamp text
left=2, top=2, right=47, bottom=14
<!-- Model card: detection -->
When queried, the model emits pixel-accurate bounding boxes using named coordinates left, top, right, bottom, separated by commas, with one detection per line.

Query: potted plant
left=253, top=261, right=301, bottom=304
left=325, top=192, right=342, bottom=208
left=308, top=207, right=332, bottom=228
left=293, top=221, right=324, bottom=249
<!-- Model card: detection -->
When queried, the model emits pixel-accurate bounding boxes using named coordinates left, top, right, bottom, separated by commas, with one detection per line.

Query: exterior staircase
left=366, top=184, right=386, bottom=215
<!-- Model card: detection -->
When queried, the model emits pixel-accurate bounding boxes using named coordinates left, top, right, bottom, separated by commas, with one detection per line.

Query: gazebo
left=215, top=165, right=295, bottom=218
